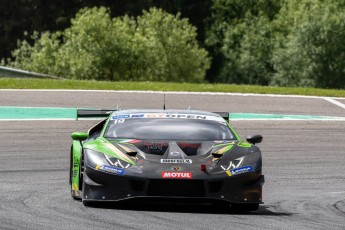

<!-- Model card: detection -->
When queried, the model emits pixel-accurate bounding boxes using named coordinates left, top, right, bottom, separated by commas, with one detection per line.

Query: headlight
left=104, top=155, right=131, bottom=169
left=220, top=156, right=244, bottom=171
left=85, top=149, right=108, bottom=167
left=85, top=149, right=132, bottom=169
left=220, top=156, right=255, bottom=176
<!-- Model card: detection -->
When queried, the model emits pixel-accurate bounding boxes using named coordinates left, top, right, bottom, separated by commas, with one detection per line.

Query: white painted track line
left=1, top=89, right=345, bottom=100
left=324, top=98, right=345, bottom=110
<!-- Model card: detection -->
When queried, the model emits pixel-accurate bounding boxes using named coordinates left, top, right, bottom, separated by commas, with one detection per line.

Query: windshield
left=104, top=118, right=235, bottom=141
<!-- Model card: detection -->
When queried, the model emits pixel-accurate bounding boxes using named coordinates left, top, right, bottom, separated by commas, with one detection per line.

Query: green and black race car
left=70, top=109, right=264, bottom=211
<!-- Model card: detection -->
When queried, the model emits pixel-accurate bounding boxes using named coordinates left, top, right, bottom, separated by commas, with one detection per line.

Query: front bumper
left=82, top=165, right=265, bottom=204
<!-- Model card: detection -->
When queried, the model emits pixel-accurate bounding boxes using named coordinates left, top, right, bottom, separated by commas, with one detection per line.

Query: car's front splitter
left=82, top=165, right=264, bottom=204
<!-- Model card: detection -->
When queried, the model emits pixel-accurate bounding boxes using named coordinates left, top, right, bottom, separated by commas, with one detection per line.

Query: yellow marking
left=226, top=170, right=232, bottom=176
left=118, top=144, right=133, bottom=153
left=216, top=146, right=228, bottom=154
left=104, top=142, right=134, bottom=164
left=118, top=144, right=143, bottom=159
left=72, top=183, right=78, bottom=191
left=95, top=164, right=101, bottom=170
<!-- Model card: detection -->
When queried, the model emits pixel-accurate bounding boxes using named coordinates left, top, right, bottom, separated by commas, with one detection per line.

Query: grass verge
left=0, top=77, right=345, bottom=97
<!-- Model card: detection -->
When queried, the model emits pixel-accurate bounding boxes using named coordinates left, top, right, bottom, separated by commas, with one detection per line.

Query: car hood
left=83, top=138, right=258, bottom=178
left=85, top=138, right=251, bottom=163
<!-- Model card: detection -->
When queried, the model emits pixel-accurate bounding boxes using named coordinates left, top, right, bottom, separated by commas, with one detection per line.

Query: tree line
left=1, top=0, right=345, bottom=88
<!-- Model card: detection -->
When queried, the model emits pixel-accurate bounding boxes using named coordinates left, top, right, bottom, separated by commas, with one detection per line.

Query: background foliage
left=6, top=7, right=209, bottom=82
left=1, top=0, right=345, bottom=88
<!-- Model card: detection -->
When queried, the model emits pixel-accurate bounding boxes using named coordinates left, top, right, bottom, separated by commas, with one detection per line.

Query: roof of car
left=110, top=110, right=226, bottom=122
left=111, top=109, right=221, bottom=116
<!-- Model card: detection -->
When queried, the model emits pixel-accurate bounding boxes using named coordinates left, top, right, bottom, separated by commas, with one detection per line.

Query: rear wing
left=77, top=109, right=118, bottom=120
left=213, top=112, right=229, bottom=122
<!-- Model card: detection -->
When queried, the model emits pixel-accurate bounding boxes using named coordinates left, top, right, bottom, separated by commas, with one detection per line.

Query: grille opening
left=148, top=180, right=205, bottom=197
left=208, top=181, right=223, bottom=193
left=130, top=180, right=146, bottom=191
left=177, top=142, right=201, bottom=156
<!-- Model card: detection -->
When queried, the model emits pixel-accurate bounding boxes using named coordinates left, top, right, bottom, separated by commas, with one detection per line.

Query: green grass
left=0, top=77, right=345, bottom=97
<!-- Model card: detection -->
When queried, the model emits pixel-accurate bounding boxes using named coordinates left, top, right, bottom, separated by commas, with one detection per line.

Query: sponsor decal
left=144, top=113, right=206, bottom=119
left=144, top=142, right=168, bottom=150
left=170, top=152, right=180, bottom=156
left=130, top=114, right=144, bottom=118
left=162, top=172, right=192, bottom=179
left=112, top=114, right=130, bottom=120
left=230, top=166, right=253, bottom=175
left=112, top=113, right=225, bottom=121
left=143, top=113, right=225, bottom=121
left=214, top=140, right=235, bottom=144
left=173, top=166, right=180, bottom=171
left=97, top=165, right=126, bottom=175
left=117, top=139, right=141, bottom=144
left=113, top=119, right=125, bottom=124
left=178, top=143, right=201, bottom=148
left=73, top=162, right=79, bottom=177
left=112, top=114, right=144, bottom=120
left=160, top=159, right=192, bottom=164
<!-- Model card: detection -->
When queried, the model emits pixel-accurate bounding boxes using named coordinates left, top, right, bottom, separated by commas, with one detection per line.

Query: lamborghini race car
left=69, top=109, right=264, bottom=211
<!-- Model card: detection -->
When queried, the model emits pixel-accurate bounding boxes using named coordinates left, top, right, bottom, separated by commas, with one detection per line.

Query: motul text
left=161, top=172, right=193, bottom=179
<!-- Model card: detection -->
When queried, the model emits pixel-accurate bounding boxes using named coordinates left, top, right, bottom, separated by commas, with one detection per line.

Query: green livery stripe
left=71, top=140, right=82, bottom=191
left=214, top=142, right=235, bottom=147
left=217, top=144, right=234, bottom=154
left=84, top=139, right=135, bottom=165
left=237, top=141, right=252, bottom=148
left=228, top=126, right=240, bottom=140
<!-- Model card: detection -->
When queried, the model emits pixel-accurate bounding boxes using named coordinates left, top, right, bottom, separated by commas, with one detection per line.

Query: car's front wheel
left=70, top=149, right=82, bottom=200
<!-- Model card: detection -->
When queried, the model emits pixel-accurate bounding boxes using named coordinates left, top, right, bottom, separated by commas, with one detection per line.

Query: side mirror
left=246, top=135, right=263, bottom=145
left=71, top=132, right=88, bottom=141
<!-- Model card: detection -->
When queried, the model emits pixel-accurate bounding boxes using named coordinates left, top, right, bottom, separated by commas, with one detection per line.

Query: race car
left=69, top=109, right=264, bottom=211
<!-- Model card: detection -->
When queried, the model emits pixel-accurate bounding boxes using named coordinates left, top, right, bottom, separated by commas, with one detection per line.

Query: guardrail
left=0, top=66, right=64, bottom=79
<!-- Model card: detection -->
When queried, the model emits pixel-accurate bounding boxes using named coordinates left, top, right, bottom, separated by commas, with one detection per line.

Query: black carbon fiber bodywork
left=71, top=110, right=265, bottom=208
left=82, top=163, right=264, bottom=204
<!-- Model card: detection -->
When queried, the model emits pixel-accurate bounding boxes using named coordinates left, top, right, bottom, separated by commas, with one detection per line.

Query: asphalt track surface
left=0, top=90, right=345, bottom=230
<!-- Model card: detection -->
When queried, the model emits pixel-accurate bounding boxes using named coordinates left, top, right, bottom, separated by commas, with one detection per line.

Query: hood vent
left=211, top=152, right=223, bottom=159
left=126, top=151, right=138, bottom=157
